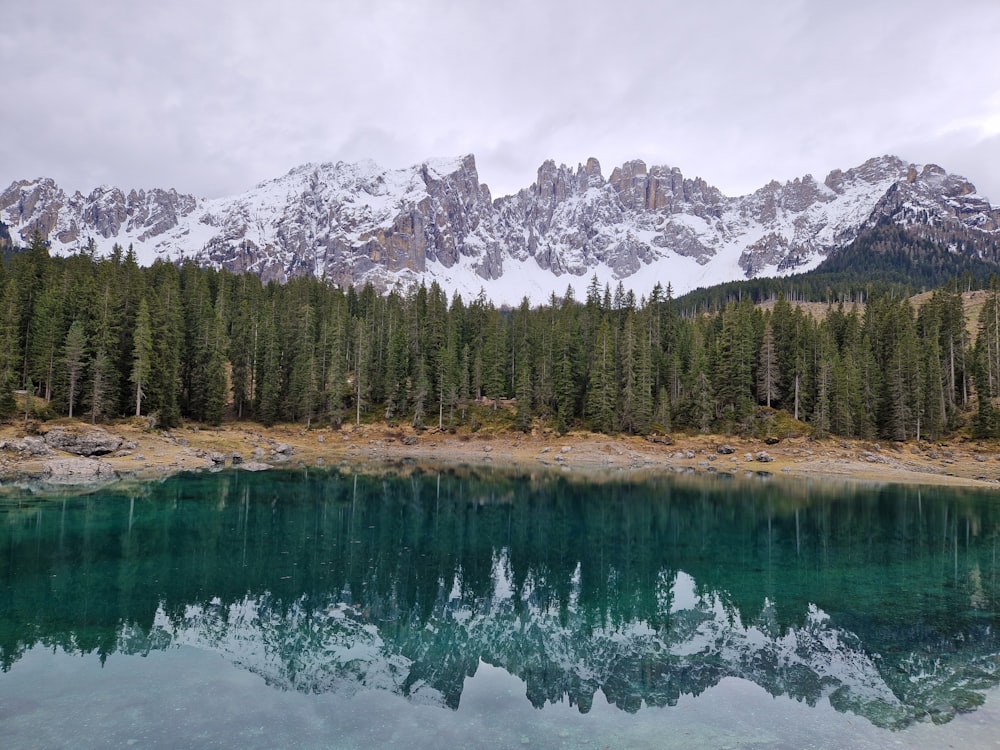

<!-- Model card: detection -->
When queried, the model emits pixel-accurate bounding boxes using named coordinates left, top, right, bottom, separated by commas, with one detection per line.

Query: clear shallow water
left=1, top=468, right=999, bottom=749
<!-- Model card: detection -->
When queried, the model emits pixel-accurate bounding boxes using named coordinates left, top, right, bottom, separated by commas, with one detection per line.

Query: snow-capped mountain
left=2, top=154, right=997, bottom=304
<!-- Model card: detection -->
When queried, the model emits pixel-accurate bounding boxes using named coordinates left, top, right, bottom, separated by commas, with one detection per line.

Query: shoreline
left=2, top=419, right=1000, bottom=492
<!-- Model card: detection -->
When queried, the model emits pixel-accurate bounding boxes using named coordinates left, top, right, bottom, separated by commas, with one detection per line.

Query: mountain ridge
left=2, top=154, right=997, bottom=304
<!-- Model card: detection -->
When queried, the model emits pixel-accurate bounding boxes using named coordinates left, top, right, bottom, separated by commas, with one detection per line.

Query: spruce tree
left=586, top=318, right=617, bottom=433
left=63, top=320, right=87, bottom=420
left=515, top=336, right=533, bottom=432
left=88, top=349, right=112, bottom=424
left=411, top=354, right=430, bottom=428
left=0, top=279, right=20, bottom=418
left=757, top=321, right=780, bottom=408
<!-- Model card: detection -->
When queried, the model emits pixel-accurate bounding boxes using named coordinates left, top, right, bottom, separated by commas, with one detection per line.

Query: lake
left=1, top=467, right=999, bottom=749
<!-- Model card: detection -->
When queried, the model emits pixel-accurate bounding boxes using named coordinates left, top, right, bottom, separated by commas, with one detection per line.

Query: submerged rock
left=42, top=458, right=117, bottom=483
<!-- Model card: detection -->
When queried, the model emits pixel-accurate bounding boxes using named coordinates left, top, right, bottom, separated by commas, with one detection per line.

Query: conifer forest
left=4, top=234, right=1000, bottom=442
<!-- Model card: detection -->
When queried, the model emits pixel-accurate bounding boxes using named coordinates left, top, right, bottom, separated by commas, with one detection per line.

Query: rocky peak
left=866, top=161, right=999, bottom=232
left=582, top=157, right=603, bottom=186
left=0, top=177, right=66, bottom=240
left=824, top=155, right=909, bottom=195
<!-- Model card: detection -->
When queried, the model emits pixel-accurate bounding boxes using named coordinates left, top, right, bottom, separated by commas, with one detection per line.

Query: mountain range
left=2, top=154, right=997, bottom=304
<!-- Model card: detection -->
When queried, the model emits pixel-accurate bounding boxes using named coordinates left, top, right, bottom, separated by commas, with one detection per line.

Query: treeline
left=4, top=234, right=1000, bottom=441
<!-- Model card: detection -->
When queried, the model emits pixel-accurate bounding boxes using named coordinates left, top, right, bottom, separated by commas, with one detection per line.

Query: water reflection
left=1, top=469, right=999, bottom=730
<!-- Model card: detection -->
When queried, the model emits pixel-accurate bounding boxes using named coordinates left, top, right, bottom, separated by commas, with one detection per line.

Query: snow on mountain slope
left=2, top=154, right=997, bottom=305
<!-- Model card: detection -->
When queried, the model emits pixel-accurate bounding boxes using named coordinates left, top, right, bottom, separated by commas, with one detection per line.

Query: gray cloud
left=2, top=0, right=999, bottom=202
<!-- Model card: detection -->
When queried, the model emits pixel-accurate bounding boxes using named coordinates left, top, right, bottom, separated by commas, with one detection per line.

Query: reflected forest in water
left=2, top=468, right=999, bottom=730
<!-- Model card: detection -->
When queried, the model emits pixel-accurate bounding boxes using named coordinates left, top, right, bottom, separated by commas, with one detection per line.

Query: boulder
left=755, top=451, right=774, bottom=463
left=44, top=428, right=122, bottom=456
left=239, top=461, right=271, bottom=472
left=6, top=437, right=51, bottom=456
left=716, top=445, right=735, bottom=455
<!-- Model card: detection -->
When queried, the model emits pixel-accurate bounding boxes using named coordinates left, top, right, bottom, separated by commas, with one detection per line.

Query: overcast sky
left=4, top=0, right=999, bottom=202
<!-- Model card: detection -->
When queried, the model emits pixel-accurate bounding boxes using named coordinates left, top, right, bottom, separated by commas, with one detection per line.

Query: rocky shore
left=1, top=419, right=999, bottom=491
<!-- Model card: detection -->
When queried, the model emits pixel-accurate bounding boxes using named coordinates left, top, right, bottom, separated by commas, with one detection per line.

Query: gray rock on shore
left=43, top=428, right=123, bottom=456
left=1, top=436, right=51, bottom=456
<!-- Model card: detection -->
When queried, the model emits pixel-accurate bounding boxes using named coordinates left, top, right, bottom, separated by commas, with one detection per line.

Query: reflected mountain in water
left=2, top=469, right=999, bottom=729
left=145, top=564, right=999, bottom=729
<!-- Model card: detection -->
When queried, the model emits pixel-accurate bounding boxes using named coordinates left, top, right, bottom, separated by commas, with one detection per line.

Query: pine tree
left=352, top=317, right=371, bottom=426
left=712, top=300, right=757, bottom=427
left=146, top=263, right=183, bottom=428
left=515, top=336, right=533, bottom=432
left=482, top=307, right=508, bottom=409
left=63, top=320, right=87, bottom=420
left=811, top=329, right=834, bottom=437
left=130, top=299, right=153, bottom=418
left=411, top=354, right=430, bottom=428
left=12, top=233, right=51, bottom=390
left=586, top=318, right=617, bottom=433
left=256, top=301, right=283, bottom=427
left=86, top=257, right=124, bottom=417
left=828, top=353, right=854, bottom=437
left=757, top=321, right=780, bottom=408
left=88, top=349, right=112, bottom=424
left=552, top=304, right=579, bottom=434
left=437, top=337, right=459, bottom=429
left=27, top=284, right=64, bottom=403
left=323, top=304, right=348, bottom=428
left=459, top=344, right=471, bottom=421
left=384, top=323, right=409, bottom=421
left=619, top=312, right=652, bottom=434
left=0, top=279, right=20, bottom=418
left=288, top=303, right=319, bottom=426
left=230, top=278, right=263, bottom=420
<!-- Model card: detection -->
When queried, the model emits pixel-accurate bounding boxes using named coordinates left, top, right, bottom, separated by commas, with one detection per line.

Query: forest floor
left=3, top=417, right=1000, bottom=491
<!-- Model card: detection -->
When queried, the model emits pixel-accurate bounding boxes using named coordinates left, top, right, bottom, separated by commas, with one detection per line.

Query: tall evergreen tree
left=130, top=299, right=153, bottom=418
left=757, top=320, right=780, bottom=408
left=63, top=320, right=87, bottom=420
left=586, top=318, right=617, bottom=433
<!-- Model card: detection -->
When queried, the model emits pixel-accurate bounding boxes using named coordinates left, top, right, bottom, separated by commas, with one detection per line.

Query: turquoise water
left=1, top=467, right=999, bottom=749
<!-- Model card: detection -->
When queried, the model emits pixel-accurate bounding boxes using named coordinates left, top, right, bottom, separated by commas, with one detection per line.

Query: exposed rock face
left=868, top=163, right=999, bottom=231
left=2, top=154, right=997, bottom=303
left=43, top=428, right=123, bottom=456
